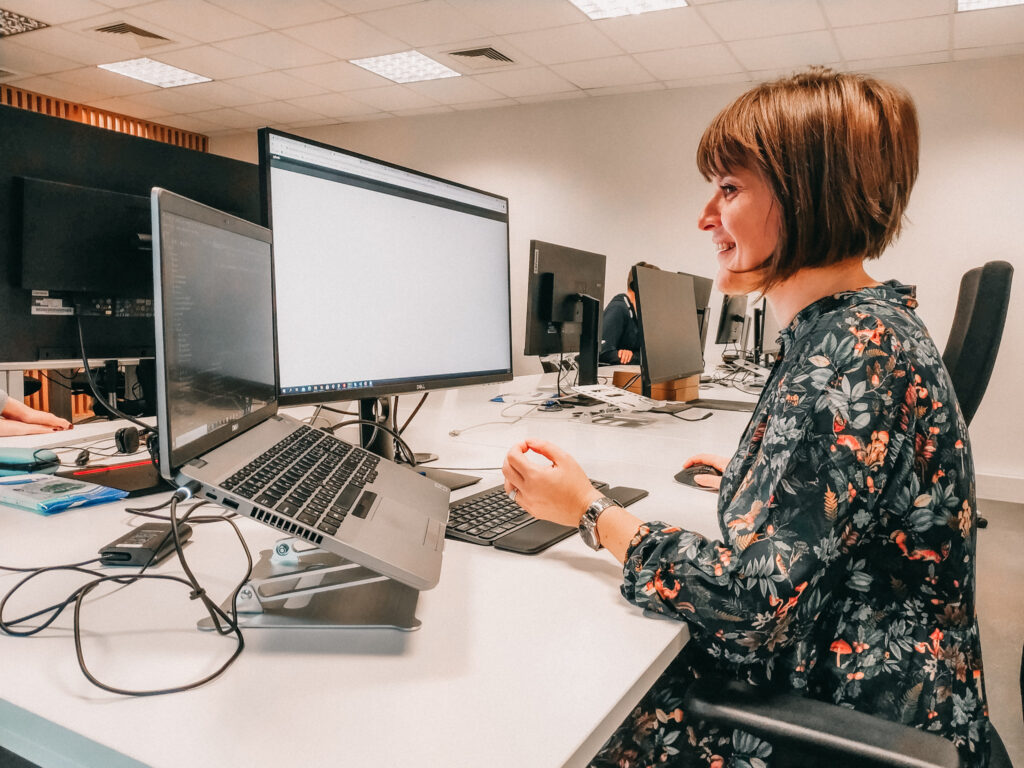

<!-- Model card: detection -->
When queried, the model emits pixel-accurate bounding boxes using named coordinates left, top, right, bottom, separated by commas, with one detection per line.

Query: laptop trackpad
left=350, top=492, right=428, bottom=543
left=352, top=491, right=376, bottom=519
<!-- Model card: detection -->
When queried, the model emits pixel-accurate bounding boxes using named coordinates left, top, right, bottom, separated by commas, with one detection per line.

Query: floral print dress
left=592, top=282, right=989, bottom=768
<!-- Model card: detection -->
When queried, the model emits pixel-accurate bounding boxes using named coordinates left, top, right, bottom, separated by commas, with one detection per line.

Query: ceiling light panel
left=957, top=0, right=1024, bottom=9
left=568, top=0, right=688, bottom=21
left=0, top=8, right=48, bottom=37
left=98, top=57, right=211, bottom=88
left=350, top=50, right=460, bottom=83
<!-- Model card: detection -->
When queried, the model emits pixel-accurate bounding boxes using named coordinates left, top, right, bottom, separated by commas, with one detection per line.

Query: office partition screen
left=260, top=129, right=512, bottom=406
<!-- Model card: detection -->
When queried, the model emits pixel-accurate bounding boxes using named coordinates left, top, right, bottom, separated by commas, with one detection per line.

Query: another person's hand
left=503, top=439, right=603, bottom=527
left=682, top=453, right=730, bottom=490
left=617, top=349, right=634, bottom=364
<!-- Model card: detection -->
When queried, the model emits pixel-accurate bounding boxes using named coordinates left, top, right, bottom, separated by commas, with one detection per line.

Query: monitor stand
left=57, top=458, right=170, bottom=497
left=359, top=398, right=479, bottom=491
left=197, top=537, right=421, bottom=631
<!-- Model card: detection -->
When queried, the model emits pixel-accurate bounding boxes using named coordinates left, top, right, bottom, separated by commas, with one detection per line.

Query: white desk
left=0, top=375, right=753, bottom=768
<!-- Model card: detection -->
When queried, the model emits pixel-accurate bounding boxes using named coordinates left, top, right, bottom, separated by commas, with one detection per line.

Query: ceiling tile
left=215, top=32, right=336, bottom=69
left=345, top=84, right=440, bottom=110
left=595, top=7, right=718, bottom=53
left=126, top=85, right=222, bottom=113
left=391, top=104, right=454, bottom=117
left=0, top=39, right=84, bottom=74
left=444, top=0, right=584, bottom=35
left=634, top=43, right=743, bottom=80
left=359, top=0, right=492, bottom=47
left=551, top=55, right=656, bottom=89
left=822, top=0, right=951, bottom=28
left=67, top=10, right=200, bottom=53
left=0, top=0, right=109, bottom=25
left=283, top=15, right=406, bottom=59
left=49, top=65, right=156, bottom=96
left=503, top=23, right=623, bottom=65
left=236, top=99, right=326, bottom=123
left=1, top=26, right=134, bottom=66
left=663, top=71, right=753, bottom=89
left=954, top=4, right=1024, bottom=48
left=286, top=91, right=380, bottom=117
left=586, top=81, right=665, bottom=98
left=174, top=78, right=266, bottom=107
left=516, top=90, right=587, bottom=104
left=325, top=0, right=417, bottom=12
left=85, top=94, right=173, bottom=119
left=697, top=0, right=827, bottom=41
left=206, top=0, right=346, bottom=29
left=128, top=0, right=267, bottom=43
left=4, top=73, right=111, bottom=101
left=728, top=30, right=841, bottom=70
left=953, top=41, right=1024, bottom=59
left=405, top=74, right=505, bottom=103
left=473, top=66, right=577, bottom=98
left=156, top=45, right=270, bottom=80
left=189, top=106, right=280, bottom=128
left=158, top=112, right=226, bottom=133
left=845, top=50, right=951, bottom=71
left=285, top=60, right=391, bottom=91
left=835, top=17, right=952, bottom=61
left=450, top=96, right=518, bottom=110
left=223, top=71, right=328, bottom=100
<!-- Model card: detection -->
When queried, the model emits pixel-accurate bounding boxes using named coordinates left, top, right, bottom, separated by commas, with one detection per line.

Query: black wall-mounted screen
left=0, top=104, right=260, bottom=365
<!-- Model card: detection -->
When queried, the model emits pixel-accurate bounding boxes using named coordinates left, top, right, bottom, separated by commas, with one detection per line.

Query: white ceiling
left=1, top=0, right=1023, bottom=137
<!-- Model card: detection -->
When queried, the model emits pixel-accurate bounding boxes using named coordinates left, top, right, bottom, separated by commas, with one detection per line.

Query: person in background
left=0, top=388, right=72, bottom=436
left=503, top=68, right=989, bottom=767
left=599, top=262, right=661, bottom=365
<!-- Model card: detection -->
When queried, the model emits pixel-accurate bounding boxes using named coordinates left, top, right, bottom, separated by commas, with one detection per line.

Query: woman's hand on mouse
left=682, top=453, right=729, bottom=490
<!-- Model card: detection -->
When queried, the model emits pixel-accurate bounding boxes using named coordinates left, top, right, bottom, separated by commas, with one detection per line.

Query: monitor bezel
left=633, top=266, right=705, bottom=388
left=258, top=127, right=513, bottom=408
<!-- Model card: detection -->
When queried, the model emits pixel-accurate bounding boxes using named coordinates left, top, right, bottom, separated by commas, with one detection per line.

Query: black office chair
left=941, top=261, right=1013, bottom=529
left=941, top=261, right=1013, bottom=428
left=683, top=676, right=1014, bottom=767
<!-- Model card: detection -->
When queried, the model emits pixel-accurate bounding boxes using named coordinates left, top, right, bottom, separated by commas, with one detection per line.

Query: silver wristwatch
left=579, top=496, right=623, bottom=550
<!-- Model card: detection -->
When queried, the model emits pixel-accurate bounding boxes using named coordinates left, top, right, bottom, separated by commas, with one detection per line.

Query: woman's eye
left=720, top=184, right=738, bottom=197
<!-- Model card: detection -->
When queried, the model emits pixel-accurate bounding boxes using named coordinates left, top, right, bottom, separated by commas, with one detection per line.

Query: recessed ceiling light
left=98, top=57, right=210, bottom=88
left=568, top=0, right=688, bottom=20
left=957, top=0, right=1024, bottom=9
left=350, top=51, right=460, bottom=84
left=0, top=8, right=48, bottom=37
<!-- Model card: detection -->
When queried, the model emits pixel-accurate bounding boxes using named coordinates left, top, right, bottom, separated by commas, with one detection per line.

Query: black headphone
left=114, top=426, right=141, bottom=454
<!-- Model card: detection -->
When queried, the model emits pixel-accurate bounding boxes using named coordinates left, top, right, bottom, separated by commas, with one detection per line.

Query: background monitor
left=677, top=271, right=713, bottom=350
left=633, top=266, right=704, bottom=396
left=753, top=297, right=783, bottom=364
left=523, top=240, right=606, bottom=384
left=259, top=128, right=512, bottom=408
left=715, top=294, right=749, bottom=345
left=0, top=104, right=259, bottom=367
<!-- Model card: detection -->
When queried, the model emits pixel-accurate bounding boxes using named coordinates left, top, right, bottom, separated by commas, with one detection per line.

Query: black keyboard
left=447, top=479, right=607, bottom=548
left=221, top=425, right=381, bottom=538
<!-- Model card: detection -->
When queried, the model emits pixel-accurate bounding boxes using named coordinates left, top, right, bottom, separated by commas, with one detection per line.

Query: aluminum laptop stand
left=197, top=537, right=421, bottom=632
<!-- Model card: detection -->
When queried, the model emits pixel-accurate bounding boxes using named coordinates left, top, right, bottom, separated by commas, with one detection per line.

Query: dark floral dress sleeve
left=616, top=284, right=988, bottom=767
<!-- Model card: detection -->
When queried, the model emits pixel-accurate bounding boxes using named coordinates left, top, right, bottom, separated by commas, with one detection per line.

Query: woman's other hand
left=682, top=453, right=729, bottom=490
left=502, top=439, right=602, bottom=527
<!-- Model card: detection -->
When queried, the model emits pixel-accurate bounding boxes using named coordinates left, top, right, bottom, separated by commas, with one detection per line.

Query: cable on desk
left=75, top=317, right=154, bottom=433
left=318, top=410, right=418, bottom=467
left=397, top=392, right=429, bottom=435
left=0, top=496, right=254, bottom=696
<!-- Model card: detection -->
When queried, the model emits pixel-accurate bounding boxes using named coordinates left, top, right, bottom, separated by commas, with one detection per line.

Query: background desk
left=0, top=375, right=754, bottom=768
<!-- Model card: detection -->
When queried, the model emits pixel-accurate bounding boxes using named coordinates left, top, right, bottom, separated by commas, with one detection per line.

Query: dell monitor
left=632, top=266, right=705, bottom=397
left=259, top=129, right=512, bottom=468
left=523, top=240, right=606, bottom=386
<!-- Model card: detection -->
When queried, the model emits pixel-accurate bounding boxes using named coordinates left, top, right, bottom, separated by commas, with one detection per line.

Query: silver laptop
left=150, top=188, right=448, bottom=591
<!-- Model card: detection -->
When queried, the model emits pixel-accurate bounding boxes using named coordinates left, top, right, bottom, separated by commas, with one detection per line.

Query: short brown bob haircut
left=697, top=67, right=919, bottom=292
left=627, top=261, right=660, bottom=293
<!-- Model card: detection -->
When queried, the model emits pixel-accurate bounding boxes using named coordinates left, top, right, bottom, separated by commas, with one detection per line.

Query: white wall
left=212, top=55, right=1024, bottom=492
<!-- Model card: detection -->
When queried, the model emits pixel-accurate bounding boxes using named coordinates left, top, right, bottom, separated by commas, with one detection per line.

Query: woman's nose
left=698, top=194, right=719, bottom=231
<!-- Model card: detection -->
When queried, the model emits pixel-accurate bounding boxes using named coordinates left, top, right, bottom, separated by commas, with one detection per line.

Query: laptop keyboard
left=448, top=479, right=606, bottom=547
left=221, top=425, right=381, bottom=538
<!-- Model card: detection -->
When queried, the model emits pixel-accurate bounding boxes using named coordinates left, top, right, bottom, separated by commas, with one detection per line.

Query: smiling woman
left=503, top=67, right=990, bottom=768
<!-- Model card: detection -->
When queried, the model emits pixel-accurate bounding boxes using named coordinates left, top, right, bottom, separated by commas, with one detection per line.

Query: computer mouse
left=0, top=447, right=60, bottom=476
left=674, top=463, right=722, bottom=492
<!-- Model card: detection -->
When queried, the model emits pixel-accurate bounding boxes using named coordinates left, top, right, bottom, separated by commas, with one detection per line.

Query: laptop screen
left=151, top=189, right=277, bottom=479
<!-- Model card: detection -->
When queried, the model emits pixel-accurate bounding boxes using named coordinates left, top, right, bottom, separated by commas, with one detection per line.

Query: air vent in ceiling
left=446, top=46, right=515, bottom=70
left=0, top=8, right=48, bottom=37
left=93, top=22, right=171, bottom=48
left=0, top=67, right=19, bottom=80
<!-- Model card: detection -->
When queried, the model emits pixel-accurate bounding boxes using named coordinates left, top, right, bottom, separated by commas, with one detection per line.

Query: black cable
left=75, top=316, right=153, bottom=433
left=670, top=410, right=714, bottom=422
left=316, top=406, right=418, bottom=467
left=398, top=393, right=429, bottom=435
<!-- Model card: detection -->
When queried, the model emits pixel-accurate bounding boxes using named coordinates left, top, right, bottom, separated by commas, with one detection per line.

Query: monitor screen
left=633, top=267, right=704, bottom=387
left=715, top=294, right=749, bottom=345
left=523, top=240, right=606, bottom=357
left=259, top=129, right=512, bottom=406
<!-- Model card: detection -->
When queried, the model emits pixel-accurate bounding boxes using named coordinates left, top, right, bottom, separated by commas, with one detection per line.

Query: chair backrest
left=941, top=261, right=1014, bottom=427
